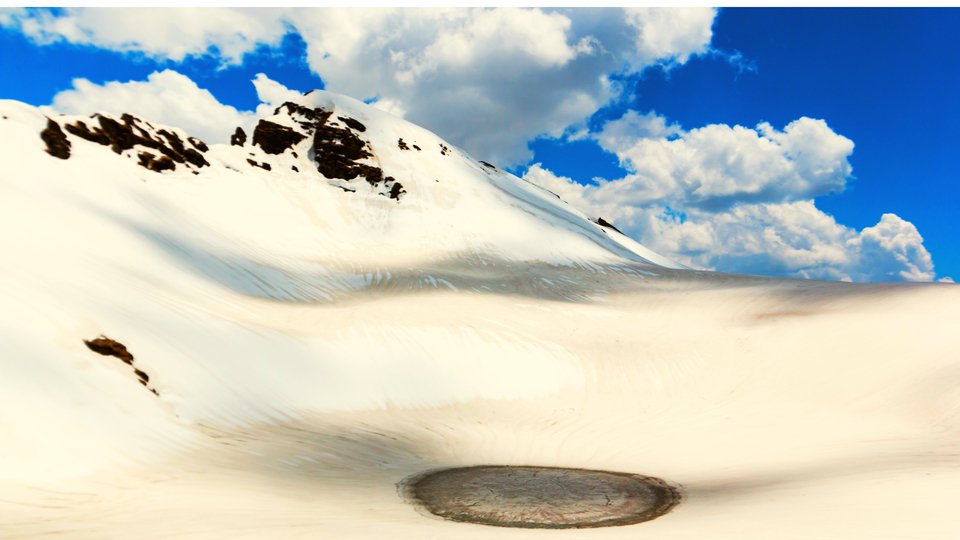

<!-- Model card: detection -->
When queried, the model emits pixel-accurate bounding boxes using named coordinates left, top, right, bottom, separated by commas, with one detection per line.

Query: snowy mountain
left=1, top=92, right=958, bottom=539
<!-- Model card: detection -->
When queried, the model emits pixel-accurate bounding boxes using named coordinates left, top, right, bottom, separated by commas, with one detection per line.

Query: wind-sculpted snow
left=1, top=95, right=959, bottom=539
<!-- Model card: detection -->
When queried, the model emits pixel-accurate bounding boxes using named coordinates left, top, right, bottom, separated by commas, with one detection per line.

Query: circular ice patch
left=400, top=465, right=680, bottom=529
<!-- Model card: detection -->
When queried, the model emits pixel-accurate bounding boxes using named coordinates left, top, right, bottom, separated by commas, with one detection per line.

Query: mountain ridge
left=9, top=91, right=681, bottom=270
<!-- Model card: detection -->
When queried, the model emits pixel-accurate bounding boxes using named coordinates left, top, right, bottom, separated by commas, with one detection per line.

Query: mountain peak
left=3, top=94, right=682, bottom=269
left=243, top=98, right=405, bottom=200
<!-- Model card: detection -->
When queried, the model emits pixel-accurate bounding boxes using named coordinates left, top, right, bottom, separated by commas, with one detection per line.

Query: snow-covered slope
left=1, top=93, right=958, bottom=539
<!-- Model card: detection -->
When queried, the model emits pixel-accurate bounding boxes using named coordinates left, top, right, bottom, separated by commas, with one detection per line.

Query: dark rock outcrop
left=311, top=109, right=405, bottom=200
left=247, top=158, right=272, bottom=171
left=396, top=138, right=423, bottom=151
left=84, top=336, right=134, bottom=364
left=84, top=335, right=157, bottom=395
left=245, top=101, right=406, bottom=201
left=63, top=113, right=209, bottom=171
left=595, top=217, right=625, bottom=235
left=231, top=127, right=247, bottom=146
left=138, top=152, right=176, bottom=172
left=40, top=119, right=71, bottom=159
left=274, top=102, right=323, bottom=127
left=37, top=102, right=410, bottom=199
left=252, top=120, right=306, bottom=155
left=388, top=181, right=406, bottom=200
left=337, top=115, right=366, bottom=132
left=187, top=137, right=209, bottom=152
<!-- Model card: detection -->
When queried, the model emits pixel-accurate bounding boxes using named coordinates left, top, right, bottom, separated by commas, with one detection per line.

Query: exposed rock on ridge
left=37, top=98, right=407, bottom=201
left=231, top=127, right=247, bottom=146
left=252, top=120, right=305, bottom=154
left=595, top=217, right=625, bottom=235
left=41, top=112, right=211, bottom=173
left=40, top=119, right=71, bottom=159
left=253, top=101, right=406, bottom=201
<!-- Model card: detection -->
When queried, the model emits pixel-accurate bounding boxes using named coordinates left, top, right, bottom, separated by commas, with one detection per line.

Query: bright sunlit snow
left=0, top=90, right=958, bottom=539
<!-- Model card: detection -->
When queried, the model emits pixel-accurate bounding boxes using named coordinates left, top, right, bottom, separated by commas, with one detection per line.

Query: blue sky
left=649, top=9, right=959, bottom=281
left=1, top=8, right=955, bottom=282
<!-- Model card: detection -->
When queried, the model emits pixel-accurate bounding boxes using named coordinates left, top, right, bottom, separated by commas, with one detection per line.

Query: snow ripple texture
left=1, top=94, right=959, bottom=539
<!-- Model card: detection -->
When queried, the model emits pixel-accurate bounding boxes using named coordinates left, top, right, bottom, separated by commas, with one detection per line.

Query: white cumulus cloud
left=289, top=8, right=716, bottom=165
left=524, top=119, right=937, bottom=283
left=9, top=8, right=288, bottom=64
left=47, top=70, right=255, bottom=144
left=623, top=7, right=716, bottom=67
left=250, top=72, right=304, bottom=115
left=591, top=112, right=854, bottom=211
left=6, top=7, right=717, bottom=166
left=855, top=213, right=935, bottom=282
left=0, top=7, right=26, bottom=26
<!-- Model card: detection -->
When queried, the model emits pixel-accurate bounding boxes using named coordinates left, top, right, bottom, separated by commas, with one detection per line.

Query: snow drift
left=0, top=91, right=958, bottom=539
